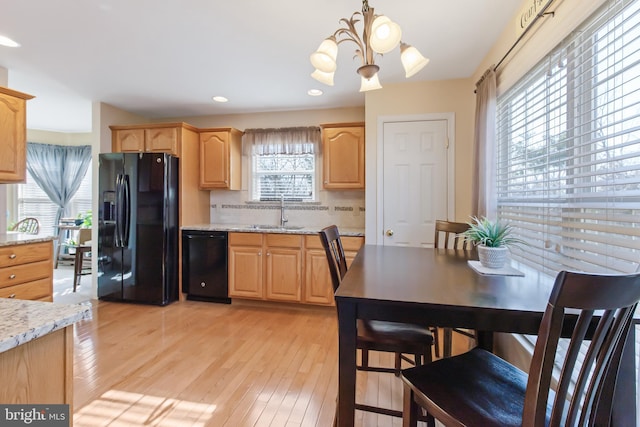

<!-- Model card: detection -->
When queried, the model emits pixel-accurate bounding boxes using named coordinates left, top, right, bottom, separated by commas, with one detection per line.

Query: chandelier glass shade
left=310, top=0, right=429, bottom=91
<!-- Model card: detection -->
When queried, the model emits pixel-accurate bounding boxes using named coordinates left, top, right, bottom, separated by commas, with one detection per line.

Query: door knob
left=386, top=229, right=394, bottom=236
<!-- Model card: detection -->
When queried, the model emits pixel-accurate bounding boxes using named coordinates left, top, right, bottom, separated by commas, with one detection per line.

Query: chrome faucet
left=280, top=194, right=288, bottom=227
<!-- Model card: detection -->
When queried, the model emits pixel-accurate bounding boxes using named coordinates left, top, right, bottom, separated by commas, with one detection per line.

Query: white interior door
left=382, top=120, right=449, bottom=247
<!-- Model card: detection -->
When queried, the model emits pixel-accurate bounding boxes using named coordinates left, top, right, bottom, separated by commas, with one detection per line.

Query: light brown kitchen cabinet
left=304, top=235, right=363, bottom=305
left=228, top=233, right=302, bottom=302
left=228, top=231, right=363, bottom=306
left=0, top=241, right=53, bottom=302
left=199, top=128, right=243, bottom=190
left=264, top=234, right=302, bottom=302
left=0, top=87, right=34, bottom=183
left=110, top=123, right=191, bottom=157
left=321, top=122, right=365, bottom=190
left=228, top=233, right=263, bottom=299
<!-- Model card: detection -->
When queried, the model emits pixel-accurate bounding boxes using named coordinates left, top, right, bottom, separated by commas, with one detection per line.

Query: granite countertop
left=0, top=299, right=92, bottom=353
left=0, top=232, right=56, bottom=247
left=182, top=223, right=365, bottom=237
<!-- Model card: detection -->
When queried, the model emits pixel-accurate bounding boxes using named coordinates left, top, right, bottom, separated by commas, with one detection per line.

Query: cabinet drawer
left=305, top=235, right=364, bottom=251
left=229, top=232, right=262, bottom=246
left=0, top=277, right=51, bottom=300
left=0, top=260, right=51, bottom=287
left=265, top=233, right=302, bottom=248
left=0, top=242, right=51, bottom=268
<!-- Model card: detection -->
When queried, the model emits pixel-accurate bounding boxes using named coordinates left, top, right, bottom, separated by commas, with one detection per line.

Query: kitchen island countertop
left=0, top=299, right=92, bottom=353
left=182, top=224, right=365, bottom=237
left=0, top=232, right=56, bottom=247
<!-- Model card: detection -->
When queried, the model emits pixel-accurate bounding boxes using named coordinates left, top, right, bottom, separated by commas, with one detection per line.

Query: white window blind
left=497, top=0, right=640, bottom=277
left=16, top=160, right=92, bottom=236
left=251, top=153, right=315, bottom=201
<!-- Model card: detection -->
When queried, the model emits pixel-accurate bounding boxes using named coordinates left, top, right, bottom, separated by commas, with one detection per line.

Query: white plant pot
left=477, top=245, right=508, bottom=269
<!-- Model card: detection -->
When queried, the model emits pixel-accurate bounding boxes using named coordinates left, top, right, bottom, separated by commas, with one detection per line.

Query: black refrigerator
left=97, top=152, right=179, bottom=305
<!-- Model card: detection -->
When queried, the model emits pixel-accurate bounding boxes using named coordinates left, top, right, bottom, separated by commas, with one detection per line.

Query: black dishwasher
left=182, top=230, right=231, bottom=303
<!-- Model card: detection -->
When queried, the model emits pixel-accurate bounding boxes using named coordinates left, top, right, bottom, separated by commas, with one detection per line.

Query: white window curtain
left=472, top=68, right=497, bottom=218
left=497, top=0, right=640, bottom=277
left=243, top=127, right=320, bottom=155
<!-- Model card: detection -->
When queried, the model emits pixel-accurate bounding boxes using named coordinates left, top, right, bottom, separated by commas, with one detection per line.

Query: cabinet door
left=228, top=245, right=263, bottom=299
left=113, top=129, right=145, bottom=152
left=304, top=249, right=334, bottom=305
left=0, top=91, right=28, bottom=182
left=200, top=131, right=229, bottom=188
left=265, top=247, right=301, bottom=302
left=145, top=127, right=178, bottom=155
left=322, top=125, right=365, bottom=189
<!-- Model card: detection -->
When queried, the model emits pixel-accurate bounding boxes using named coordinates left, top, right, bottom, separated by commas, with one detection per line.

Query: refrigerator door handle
left=114, top=174, right=123, bottom=248
left=122, top=174, right=131, bottom=247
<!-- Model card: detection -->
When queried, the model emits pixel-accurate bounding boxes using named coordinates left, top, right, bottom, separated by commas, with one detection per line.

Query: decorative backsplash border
left=212, top=204, right=363, bottom=212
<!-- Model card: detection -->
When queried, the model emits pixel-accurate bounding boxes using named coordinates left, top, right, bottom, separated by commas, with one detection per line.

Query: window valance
left=243, top=126, right=321, bottom=155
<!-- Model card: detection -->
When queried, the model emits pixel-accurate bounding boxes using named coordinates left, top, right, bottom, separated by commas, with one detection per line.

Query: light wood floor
left=73, top=299, right=469, bottom=427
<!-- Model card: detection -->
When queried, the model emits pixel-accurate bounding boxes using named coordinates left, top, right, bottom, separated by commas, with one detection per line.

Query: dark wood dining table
left=334, top=245, right=638, bottom=427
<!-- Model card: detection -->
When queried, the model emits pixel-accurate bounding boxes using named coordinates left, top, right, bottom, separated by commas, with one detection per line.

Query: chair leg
left=394, top=352, right=403, bottom=376
left=431, top=327, right=440, bottom=358
left=402, top=385, right=419, bottom=427
left=73, top=250, right=82, bottom=292
left=361, top=348, right=369, bottom=369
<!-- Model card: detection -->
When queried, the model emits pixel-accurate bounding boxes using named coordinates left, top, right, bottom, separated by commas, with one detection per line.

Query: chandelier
left=310, top=0, right=429, bottom=92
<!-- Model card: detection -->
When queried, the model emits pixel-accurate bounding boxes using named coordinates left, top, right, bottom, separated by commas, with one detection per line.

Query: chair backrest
left=319, top=225, right=348, bottom=292
left=78, top=228, right=92, bottom=245
left=523, top=270, right=640, bottom=427
left=11, top=217, right=40, bottom=234
left=434, top=220, right=470, bottom=249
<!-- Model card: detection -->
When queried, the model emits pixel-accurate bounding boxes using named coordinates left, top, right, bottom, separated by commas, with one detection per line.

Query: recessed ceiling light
left=0, top=35, right=20, bottom=48
left=212, top=96, right=228, bottom=103
left=308, top=89, right=323, bottom=97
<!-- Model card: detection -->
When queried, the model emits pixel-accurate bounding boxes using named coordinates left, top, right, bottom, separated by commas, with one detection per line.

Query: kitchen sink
left=246, top=224, right=304, bottom=231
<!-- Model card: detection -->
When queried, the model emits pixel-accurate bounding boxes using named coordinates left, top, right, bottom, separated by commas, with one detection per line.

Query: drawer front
left=0, top=242, right=51, bottom=268
left=305, top=235, right=364, bottom=251
left=265, top=233, right=302, bottom=248
left=229, top=232, right=263, bottom=246
left=0, top=260, right=51, bottom=288
left=0, top=277, right=52, bottom=300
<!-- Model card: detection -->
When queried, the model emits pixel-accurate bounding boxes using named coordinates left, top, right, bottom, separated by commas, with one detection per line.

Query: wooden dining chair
left=433, top=220, right=475, bottom=358
left=320, top=225, right=434, bottom=418
left=11, top=217, right=40, bottom=234
left=73, top=228, right=92, bottom=292
left=401, top=270, right=640, bottom=427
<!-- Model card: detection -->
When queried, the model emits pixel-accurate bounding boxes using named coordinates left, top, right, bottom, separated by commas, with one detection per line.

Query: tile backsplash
left=209, top=189, right=365, bottom=229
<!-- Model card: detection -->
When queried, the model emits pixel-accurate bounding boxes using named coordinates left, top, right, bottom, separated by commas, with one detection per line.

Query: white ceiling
left=0, top=0, right=522, bottom=133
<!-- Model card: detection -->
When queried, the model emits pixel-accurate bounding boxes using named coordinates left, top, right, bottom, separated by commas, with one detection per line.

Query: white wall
left=0, top=66, right=7, bottom=234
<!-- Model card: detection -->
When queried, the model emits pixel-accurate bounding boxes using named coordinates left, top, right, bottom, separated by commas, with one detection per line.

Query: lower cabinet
left=0, top=241, right=53, bottom=302
left=228, top=232, right=363, bottom=306
left=228, top=233, right=302, bottom=302
left=304, top=235, right=363, bottom=306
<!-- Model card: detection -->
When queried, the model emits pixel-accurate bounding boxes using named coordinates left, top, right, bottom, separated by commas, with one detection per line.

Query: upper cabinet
left=321, top=122, right=365, bottom=190
left=199, top=127, right=243, bottom=190
left=0, top=87, right=34, bottom=183
left=110, top=123, right=190, bottom=157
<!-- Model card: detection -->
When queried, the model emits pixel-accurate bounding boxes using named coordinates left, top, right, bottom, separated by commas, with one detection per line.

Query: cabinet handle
left=9, top=254, right=16, bottom=259
left=8, top=294, right=16, bottom=299
left=258, top=251, right=262, bottom=256
left=9, top=274, right=16, bottom=280
left=266, top=252, right=270, bottom=256
left=200, top=282, right=206, bottom=288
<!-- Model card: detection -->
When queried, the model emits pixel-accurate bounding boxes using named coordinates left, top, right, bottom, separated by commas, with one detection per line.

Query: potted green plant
left=462, top=216, right=525, bottom=268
